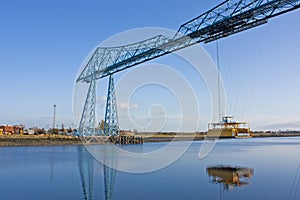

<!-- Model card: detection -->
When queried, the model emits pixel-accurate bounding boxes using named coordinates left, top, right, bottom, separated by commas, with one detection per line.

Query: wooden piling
left=117, top=135, right=143, bottom=145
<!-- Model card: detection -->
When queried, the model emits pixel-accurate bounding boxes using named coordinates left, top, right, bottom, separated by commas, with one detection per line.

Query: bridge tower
left=104, top=75, right=119, bottom=136
left=77, top=74, right=119, bottom=137
left=78, top=79, right=97, bottom=136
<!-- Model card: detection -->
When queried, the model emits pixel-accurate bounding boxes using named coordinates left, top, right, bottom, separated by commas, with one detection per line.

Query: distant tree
left=96, top=120, right=107, bottom=131
left=48, top=128, right=59, bottom=135
left=34, top=128, right=46, bottom=135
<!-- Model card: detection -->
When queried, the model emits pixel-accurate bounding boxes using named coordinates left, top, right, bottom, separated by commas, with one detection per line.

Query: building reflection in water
left=78, top=145, right=117, bottom=200
left=206, top=165, right=254, bottom=191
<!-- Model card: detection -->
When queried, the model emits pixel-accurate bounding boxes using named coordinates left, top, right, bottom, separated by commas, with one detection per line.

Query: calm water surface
left=0, top=137, right=299, bottom=200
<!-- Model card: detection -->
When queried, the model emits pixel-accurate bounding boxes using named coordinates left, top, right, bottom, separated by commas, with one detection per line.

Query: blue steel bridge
left=76, top=0, right=300, bottom=137
left=76, top=1, right=300, bottom=200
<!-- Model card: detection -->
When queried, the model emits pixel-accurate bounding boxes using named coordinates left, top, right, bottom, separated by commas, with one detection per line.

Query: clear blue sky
left=1, top=0, right=300, bottom=131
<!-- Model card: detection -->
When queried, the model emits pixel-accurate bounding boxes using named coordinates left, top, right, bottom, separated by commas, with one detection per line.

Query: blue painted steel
left=76, top=0, right=300, bottom=136
left=76, top=0, right=300, bottom=83
left=78, top=79, right=97, bottom=136
left=104, top=75, right=119, bottom=136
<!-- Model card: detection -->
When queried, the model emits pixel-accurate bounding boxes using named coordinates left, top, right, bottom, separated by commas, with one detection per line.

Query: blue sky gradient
left=1, top=0, right=300, bottom=131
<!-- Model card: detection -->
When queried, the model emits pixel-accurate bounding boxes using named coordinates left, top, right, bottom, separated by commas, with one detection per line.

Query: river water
left=0, top=137, right=299, bottom=200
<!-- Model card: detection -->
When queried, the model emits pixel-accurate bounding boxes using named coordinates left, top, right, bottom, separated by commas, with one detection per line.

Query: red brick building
left=0, top=125, right=14, bottom=134
left=0, top=125, right=24, bottom=134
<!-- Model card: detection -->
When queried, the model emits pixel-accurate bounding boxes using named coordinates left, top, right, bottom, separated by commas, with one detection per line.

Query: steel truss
left=103, top=75, right=119, bottom=136
left=78, top=79, right=97, bottom=136
left=76, top=0, right=300, bottom=136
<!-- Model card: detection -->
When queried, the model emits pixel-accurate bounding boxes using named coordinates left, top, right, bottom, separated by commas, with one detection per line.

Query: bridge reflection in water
left=207, top=165, right=254, bottom=191
left=78, top=146, right=117, bottom=200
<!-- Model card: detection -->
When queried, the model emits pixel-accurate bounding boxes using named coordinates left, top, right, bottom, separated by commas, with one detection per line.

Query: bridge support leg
left=104, top=75, right=119, bottom=136
left=78, top=79, right=97, bottom=136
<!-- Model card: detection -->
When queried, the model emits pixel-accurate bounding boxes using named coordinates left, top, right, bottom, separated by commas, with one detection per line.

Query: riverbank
left=252, top=132, right=300, bottom=137
left=137, top=132, right=300, bottom=142
left=0, top=135, right=82, bottom=146
left=1, top=132, right=300, bottom=146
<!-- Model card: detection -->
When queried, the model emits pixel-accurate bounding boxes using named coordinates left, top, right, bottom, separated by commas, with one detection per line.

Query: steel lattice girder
left=77, top=35, right=169, bottom=83
left=76, top=0, right=300, bottom=83
left=76, top=0, right=300, bottom=137
left=103, top=75, right=119, bottom=136
left=78, top=79, right=97, bottom=136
